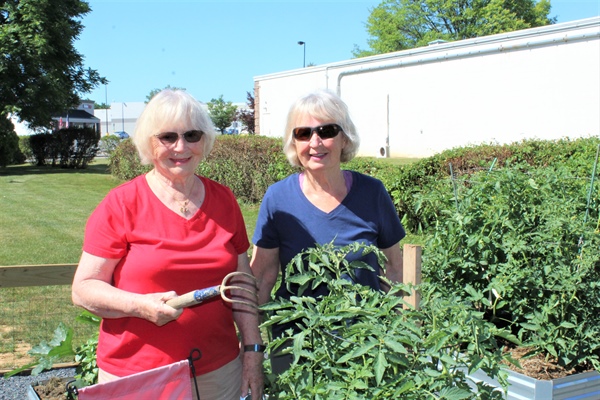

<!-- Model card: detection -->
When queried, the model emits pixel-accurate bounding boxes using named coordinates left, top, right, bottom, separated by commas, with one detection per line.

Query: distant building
left=253, top=17, right=600, bottom=158
left=13, top=100, right=101, bottom=135
left=52, top=101, right=101, bottom=132
left=94, top=102, right=145, bottom=137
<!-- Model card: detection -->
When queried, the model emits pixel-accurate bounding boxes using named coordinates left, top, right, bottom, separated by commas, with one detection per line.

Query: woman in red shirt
left=72, top=89, right=264, bottom=400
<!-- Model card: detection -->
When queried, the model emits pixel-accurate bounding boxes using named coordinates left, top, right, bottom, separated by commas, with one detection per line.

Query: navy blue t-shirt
left=253, top=171, right=405, bottom=335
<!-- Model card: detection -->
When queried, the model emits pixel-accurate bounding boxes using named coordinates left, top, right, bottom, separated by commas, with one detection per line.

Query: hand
left=138, top=291, right=183, bottom=326
left=241, top=351, right=265, bottom=399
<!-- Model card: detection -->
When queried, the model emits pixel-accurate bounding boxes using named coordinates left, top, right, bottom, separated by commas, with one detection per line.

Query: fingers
left=140, top=291, right=183, bottom=326
left=241, top=352, right=265, bottom=399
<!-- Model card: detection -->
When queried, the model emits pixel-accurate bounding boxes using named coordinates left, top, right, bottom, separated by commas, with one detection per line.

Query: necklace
left=153, top=170, right=195, bottom=215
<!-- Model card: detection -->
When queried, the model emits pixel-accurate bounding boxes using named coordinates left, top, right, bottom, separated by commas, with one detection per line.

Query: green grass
left=0, top=160, right=264, bottom=369
left=0, top=160, right=119, bottom=369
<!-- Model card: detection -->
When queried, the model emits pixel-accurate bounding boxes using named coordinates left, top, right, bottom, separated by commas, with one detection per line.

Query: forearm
left=250, top=246, right=280, bottom=305
left=72, top=252, right=180, bottom=325
left=73, top=279, right=151, bottom=319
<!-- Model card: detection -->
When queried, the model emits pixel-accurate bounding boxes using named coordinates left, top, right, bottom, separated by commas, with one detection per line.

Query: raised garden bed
left=468, top=368, right=600, bottom=400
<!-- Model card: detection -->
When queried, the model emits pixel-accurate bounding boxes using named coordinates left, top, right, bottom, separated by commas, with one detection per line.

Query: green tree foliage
left=353, top=0, right=555, bottom=57
left=145, top=85, right=186, bottom=103
left=236, top=91, right=255, bottom=134
left=0, top=0, right=106, bottom=128
left=94, top=102, right=110, bottom=109
left=0, top=115, right=24, bottom=166
left=207, top=95, right=237, bottom=134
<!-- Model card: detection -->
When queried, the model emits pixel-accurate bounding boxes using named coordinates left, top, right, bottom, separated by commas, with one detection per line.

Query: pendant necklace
left=153, top=170, right=195, bottom=215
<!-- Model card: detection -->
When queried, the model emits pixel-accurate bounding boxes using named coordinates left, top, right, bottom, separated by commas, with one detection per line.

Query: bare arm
left=71, top=251, right=182, bottom=326
left=233, top=252, right=264, bottom=399
left=250, top=246, right=280, bottom=305
left=381, top=243, right=403, bottom=291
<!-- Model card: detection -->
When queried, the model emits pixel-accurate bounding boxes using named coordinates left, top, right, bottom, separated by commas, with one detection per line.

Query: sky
left=75, top=0, right=600, bottom=105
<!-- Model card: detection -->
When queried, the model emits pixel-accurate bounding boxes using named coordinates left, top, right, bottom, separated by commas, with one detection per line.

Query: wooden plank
left=402, top=244, right=422, bottom=309
left=0, top=264, right=77, bottom=288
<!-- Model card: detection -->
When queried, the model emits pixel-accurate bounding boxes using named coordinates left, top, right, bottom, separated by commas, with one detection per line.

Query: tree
left=353, top=0, right=555, bottom=57
left=94, top=102, right=110, bottom=109
left=145, top=85, right=186, bottom=103
left=0, top=0, right=106, bottom=129
left=236, top=91, right=255, bottom=134
left=207, top=95, right=237, bottom=134
left=0, top=115, right=22, bottom=167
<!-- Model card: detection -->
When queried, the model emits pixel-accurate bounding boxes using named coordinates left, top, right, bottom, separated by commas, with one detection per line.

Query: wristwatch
left=243, top=344, right=267, bottom=353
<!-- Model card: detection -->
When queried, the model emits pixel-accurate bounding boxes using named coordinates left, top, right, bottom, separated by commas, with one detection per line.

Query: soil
left=503, top=345, right=594, bottom=380
left=32, top=377, right=73, bottom=400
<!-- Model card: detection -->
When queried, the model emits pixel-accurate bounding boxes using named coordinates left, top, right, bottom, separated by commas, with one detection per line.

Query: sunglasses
left=155, top=130, right=204, bottom=145
left=292, top=123, right=342, bottom=141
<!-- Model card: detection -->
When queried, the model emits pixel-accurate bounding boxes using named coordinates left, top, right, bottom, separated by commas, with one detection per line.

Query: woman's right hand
left=139, top=291, right=183, bottom=326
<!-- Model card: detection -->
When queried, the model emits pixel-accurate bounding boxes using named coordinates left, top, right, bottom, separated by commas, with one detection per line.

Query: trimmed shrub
left=198, top=135, right=296, bottom=203
left=27, top=128, right=100, bottom=168
left=109, top=135, right=296, bottom=203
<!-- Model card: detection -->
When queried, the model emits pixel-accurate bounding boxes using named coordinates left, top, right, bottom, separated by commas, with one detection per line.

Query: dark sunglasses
left=292, top=123, right=342, bottom=141
left=155, top=130, right=204, bottom=145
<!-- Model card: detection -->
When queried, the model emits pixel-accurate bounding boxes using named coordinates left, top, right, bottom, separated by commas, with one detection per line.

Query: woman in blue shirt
left=250, top=89, right=405, bottom=372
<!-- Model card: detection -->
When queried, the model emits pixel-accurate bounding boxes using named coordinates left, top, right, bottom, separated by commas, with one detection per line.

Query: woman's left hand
left=241, top=350, right=265, bottom=399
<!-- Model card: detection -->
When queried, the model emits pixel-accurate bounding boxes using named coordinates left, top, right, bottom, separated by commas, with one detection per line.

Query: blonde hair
left=282, top=89, right=359, bottom=167
left=133, top=89, right=216, bottom=165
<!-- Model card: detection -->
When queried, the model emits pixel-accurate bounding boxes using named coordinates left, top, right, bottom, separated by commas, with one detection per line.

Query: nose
left=172, top=135, right=188, bottom=151
left=308, top=130, right=321, bottom=146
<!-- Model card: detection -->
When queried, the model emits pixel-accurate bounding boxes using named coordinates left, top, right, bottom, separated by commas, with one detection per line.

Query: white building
left=253, top=17, right=600, bottom=158
left=94, top=102, right=146, bottom=137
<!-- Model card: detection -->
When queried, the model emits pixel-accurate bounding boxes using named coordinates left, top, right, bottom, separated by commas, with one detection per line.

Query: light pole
left=104, top=85, right=109, bottom=136
left=298, top=41, right=306, bottom=68
left=121, top=102, right=127, bottom=133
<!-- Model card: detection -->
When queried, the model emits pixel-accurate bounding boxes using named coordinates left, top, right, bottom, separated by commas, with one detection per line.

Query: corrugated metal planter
left=468, top=368, right=600, bottom=399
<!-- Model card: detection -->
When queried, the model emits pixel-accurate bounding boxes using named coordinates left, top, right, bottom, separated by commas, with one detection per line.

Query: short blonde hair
left=283, top=89, right=360, bottom=167
left=133, top=89, right=217, bottom=165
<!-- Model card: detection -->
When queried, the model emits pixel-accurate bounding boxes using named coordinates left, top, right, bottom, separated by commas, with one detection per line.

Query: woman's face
left=294, top=115, right=346, bottom=173
left=151, top=122, right=204, bottom=179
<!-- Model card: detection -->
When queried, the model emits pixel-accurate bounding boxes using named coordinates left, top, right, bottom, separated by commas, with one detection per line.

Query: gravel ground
left=0, top=368, right=76, bottom=400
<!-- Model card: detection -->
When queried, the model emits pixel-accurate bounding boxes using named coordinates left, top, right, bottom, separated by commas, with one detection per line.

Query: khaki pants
left=98, top=356, right=242, bottom=400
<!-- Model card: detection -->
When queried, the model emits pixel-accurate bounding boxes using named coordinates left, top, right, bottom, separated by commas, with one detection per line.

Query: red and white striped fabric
left=76, top=360, right=193, bottom=400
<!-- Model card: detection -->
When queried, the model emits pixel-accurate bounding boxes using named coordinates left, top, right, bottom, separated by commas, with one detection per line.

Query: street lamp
left=298, top=41, right=306, bottom=68
left=104, top=85, right=109, bottom=136
left=121, top=102, right=127, bottom=133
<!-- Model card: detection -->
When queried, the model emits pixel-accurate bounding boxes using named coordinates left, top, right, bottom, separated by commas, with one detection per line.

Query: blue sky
left=76, top=0, right=600, bottom=105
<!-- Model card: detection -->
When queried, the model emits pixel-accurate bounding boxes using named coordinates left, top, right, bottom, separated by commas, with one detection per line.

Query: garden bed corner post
left=402, top=244, right=422, bottom=309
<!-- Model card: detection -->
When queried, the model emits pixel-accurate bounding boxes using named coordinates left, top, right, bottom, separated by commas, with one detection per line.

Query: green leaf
left=374, top=350, right=388, bottom=386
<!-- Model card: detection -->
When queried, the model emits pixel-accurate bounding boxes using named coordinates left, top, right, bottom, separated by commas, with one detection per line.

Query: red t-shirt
left=83, top=174, right=249, bottom=377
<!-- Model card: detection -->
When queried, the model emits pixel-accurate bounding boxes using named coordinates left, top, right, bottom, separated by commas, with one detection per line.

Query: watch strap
left=243, top=344, right=267, bottom=352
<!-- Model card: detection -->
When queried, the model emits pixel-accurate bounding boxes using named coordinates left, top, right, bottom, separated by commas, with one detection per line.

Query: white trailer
left=254, top=17, right=600, bottom=158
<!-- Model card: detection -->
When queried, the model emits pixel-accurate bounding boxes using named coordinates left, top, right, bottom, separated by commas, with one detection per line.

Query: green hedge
left=384, top=137, right=600, bottom=233
left=109, top=135, right=600, bottom=233
left=109, top=135, right=297, bottom=203
left=26, top=128, right=100, bottom=168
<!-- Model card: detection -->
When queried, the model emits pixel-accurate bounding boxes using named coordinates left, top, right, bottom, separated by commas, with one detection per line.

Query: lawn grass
left=0, top=159, right=262, bottom=369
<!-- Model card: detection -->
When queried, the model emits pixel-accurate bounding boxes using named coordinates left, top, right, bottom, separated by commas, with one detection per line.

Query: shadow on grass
left=0, top=159, right=111, bottom=177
